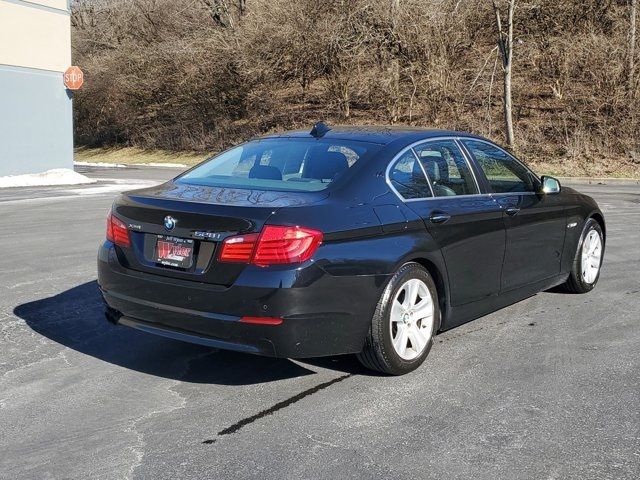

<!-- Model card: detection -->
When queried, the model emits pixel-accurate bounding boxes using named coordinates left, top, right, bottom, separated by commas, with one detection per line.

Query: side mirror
left=540, top=175, right=561, bottom=194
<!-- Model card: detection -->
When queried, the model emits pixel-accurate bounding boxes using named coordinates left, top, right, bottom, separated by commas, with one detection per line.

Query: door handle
left=505, top=207, right=520, bottom=216
left=429, top=212, right=451, bottom=224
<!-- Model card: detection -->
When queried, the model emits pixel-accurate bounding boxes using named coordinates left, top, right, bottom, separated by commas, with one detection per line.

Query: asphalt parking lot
left=0, top=167, right=638, bottom=479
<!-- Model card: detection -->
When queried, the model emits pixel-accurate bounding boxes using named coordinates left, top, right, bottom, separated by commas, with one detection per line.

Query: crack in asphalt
left=203, top=373, right=352, bottom=443
left=126, top=349, right=216, bottom=478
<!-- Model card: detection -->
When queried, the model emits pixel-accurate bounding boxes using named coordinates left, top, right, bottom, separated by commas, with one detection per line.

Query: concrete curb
left=557, top=177, right=640, bottom=186
left=75, top=162, right=188, bottom=170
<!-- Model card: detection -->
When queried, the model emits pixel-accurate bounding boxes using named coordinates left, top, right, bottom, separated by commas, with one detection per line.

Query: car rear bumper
left=98, top=242, right=390, bottom=357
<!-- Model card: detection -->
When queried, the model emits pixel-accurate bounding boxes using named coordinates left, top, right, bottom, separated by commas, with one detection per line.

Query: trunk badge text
left=164, top=216, right=177, bottom=231
left=193, top=231, right=224, bottom=240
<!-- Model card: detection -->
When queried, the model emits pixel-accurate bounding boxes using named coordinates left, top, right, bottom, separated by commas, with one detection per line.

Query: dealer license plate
left=155, top=235, right=194, bottom=268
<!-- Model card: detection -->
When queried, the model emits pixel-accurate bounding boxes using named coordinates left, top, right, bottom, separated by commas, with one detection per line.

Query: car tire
left=559, top=218, right=604, bottom=294
left=357, top=262, right=440, bottom=375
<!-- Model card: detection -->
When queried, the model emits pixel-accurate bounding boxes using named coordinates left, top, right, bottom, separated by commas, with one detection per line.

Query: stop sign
left=64, top=66, right=84, bottom=90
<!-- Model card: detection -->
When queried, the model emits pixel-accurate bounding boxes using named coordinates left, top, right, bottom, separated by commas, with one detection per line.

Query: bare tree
left=630, top=0, right=637, bottom=94
left=321, top=2, right=369, bottom=119
left=492, top=0, right=516, bottom=147
left=389, top=0, right=401, bottom=123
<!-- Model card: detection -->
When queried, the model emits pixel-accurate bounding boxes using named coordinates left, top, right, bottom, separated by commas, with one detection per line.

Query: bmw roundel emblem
left=164, top=215, right=176, bottom=231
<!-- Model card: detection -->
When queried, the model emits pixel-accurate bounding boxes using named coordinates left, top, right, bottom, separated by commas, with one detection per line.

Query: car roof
left=260, top=125, right=487, bottom=146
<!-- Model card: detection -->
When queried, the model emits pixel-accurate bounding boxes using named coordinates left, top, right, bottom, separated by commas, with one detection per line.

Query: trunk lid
left=111, top=182, right=327, bottom=285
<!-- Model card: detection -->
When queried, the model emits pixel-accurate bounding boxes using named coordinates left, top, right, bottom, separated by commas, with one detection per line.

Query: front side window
left=413, top=140, right=479, bottom=197
left=177, top=138, right=378, bottom=192
left=462, top=140, right=539, bottom=193
left=388, top=150, right=433, bottom=199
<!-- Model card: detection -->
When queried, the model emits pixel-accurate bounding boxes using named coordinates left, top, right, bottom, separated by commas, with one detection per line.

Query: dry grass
left=75, top=146, right=639, bottom=179
left=532, top=157, right=640, bottom=179
left=74, top=147, right=208, bottom=167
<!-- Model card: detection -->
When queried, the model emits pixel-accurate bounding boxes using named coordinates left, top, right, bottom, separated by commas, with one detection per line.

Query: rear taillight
left=218, top=233, right=259, bottom=263
left=219, top=225, right=323, bottom=266
left=106, top=211, right=114, bottom=242
left=253, top=225, right=323, bottom=266
left=106, top=211, right=131, bottom=247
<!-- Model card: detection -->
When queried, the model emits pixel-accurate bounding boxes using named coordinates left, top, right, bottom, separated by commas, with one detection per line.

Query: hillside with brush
left=72, top=0, right=640, bottom=176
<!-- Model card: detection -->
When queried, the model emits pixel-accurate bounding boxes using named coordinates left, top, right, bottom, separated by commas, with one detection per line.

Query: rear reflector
left=218, top=225, right=323, bottom=266
left=106, top=212, right=131, bottom=247
left=239, top=316, right=283, bottom=326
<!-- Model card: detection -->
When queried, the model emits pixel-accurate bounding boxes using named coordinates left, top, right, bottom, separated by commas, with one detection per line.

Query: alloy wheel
left=581, top=229, right=602, bottom=284
left=390, top=278, right=435, bottom=361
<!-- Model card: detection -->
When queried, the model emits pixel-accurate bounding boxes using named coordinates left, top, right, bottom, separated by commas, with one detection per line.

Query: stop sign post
left=64, top=66, right=84, bottom=90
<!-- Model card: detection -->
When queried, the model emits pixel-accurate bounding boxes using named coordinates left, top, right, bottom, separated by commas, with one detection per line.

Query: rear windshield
left=176, top=138, right=379, bottom=192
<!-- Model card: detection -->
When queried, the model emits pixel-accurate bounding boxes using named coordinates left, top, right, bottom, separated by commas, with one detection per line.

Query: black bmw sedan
left=98, top=124, right=605, bottom=375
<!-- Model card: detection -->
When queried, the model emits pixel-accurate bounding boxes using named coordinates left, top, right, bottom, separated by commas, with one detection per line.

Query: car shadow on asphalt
left=13, top=280, right=364, bottom=385
left=544, top=285, right=574, bottom=294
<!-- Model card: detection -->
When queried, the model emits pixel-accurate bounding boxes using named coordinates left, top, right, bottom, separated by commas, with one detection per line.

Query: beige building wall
left=0, top=0, right=73, bottom=176
left=0, top=0, right=71, bottom=73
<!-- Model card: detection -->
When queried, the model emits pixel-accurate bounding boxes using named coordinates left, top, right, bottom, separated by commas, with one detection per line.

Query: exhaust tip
left=105, top=306, right=123, bottom=325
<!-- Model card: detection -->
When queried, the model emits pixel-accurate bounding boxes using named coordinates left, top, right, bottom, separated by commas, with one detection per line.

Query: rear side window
left=388, top=150, right=433, bottom=199
left=414, top=140, right=479, bottom=196
left=177, top=139, right=377, bottom=192
left=462, top=140, right=539, bottom=193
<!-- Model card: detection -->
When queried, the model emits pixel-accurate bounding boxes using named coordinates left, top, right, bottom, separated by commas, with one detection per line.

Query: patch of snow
left=137, top=162, right=188, bottom=168
left=74, top=161, right=127, bottom=168
left=64, top=179, right=159, bottom=195
left=0, top=168, right=96, bottom=188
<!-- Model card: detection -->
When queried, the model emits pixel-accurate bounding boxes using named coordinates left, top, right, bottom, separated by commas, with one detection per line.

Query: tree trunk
left=342, top=87, right=350, bottom=119
left=630, top=0, right=637, bottom=93
left=390, top=0, right=401, bottom=123
left=389, top=58, right=400, bottom=123
left=504, top=0, right=515, bottom=147
left=339, top=78, right=350, bottom=118
left=493, top=0, right=516, bottom=147
left=503, top=62, right=514, bottom=147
